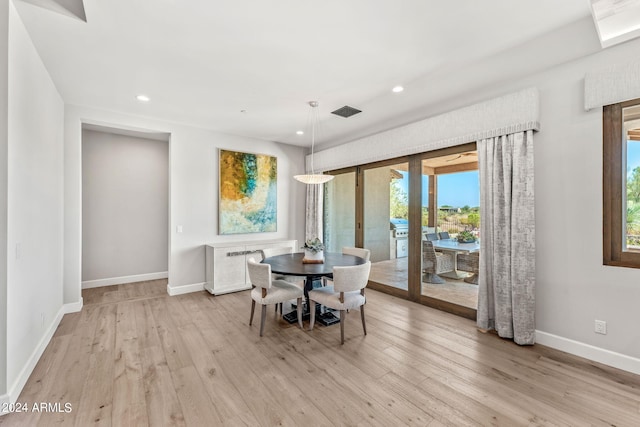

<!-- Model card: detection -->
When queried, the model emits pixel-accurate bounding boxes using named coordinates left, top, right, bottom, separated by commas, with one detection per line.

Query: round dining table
left=261, top=252, right=366, bottom=325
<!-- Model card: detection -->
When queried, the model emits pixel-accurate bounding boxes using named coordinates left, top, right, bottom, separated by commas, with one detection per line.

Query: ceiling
left=14, top=0, right=601, bottom=148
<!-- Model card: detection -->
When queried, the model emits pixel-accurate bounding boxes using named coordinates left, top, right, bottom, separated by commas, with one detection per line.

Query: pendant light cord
left=309, top=100, right=318, bottom=175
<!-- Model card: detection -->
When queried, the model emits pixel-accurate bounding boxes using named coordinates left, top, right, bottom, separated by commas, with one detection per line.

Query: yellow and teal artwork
left=219, top=149, right=277, bottom=234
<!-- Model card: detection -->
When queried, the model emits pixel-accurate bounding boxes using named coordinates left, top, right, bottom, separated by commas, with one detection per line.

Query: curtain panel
left=305, top=184, right=323, bottom=242
left=477, top=130, right=536, bottom=345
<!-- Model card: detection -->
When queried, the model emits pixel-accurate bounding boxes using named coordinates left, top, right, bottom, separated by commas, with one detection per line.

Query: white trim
left=167, top=281, right=205, bottom=296
left=2, top=307, right=65, bottom=412
left=0, top=394, right=9, bottom=416
left=584, top=58, right=640, bottom=110
left=63, top=298, right=83, bottom=314
left=536, top=330, right=640, bottom=375
left=311, top=87, right=539, bottom=172
left=82, top=271, right=168, bottom=289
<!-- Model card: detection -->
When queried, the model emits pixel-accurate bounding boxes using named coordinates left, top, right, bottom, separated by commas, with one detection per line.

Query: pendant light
left=294, top=101, right=334, bottom=184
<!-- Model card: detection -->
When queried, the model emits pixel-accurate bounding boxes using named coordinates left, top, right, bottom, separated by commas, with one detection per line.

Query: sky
left=628, top=140, right=640, bottom=179
left=395, top=170, right=480, bottom=208
left=393, top=141, right=640, bottom=209
left=429, top=171, right=480, bottom=207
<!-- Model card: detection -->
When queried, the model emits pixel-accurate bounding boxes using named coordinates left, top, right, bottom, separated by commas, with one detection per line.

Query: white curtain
left=477, top=130, right=535, bottom=345
left=305, top=184, right=323, bottom=242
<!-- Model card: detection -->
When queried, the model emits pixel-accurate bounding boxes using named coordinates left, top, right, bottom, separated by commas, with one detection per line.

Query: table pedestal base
left=283, top=306, right=340, bottom=326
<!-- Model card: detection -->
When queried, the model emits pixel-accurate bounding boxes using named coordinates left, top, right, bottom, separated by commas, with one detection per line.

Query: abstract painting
left=219, top=149, right=277, bottom=234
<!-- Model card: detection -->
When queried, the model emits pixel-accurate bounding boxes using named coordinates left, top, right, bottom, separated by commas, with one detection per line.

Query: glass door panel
left=421, top=156, right=480, bottom=311
left=324, top=171, right=356, bottom=253
left=364, top=162, right=409, bottom=292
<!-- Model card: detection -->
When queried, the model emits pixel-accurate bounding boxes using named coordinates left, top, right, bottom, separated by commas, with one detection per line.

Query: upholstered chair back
left=247, top=257, right=272, bottom=290
left=261, top=246, right=293, bottom=260
left=342, top=247, right=371, bottom=261
left=332, top=261, right=371, bottom=293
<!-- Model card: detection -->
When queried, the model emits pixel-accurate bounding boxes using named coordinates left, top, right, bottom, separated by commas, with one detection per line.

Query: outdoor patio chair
left=425, top=233, right=439, bottom=241
left=456, top=252, right=480, bottom=284
left=422, top=240, right=454, bottom=284
left=438, top=231, right=450, bottom=240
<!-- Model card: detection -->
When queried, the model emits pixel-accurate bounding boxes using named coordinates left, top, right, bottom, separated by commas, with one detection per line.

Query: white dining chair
left=309, top=261, right=371, bottom=344
left=323, top=246, right=370, bottom=287
left=247, top=258, right=304, bottom=336
left=261, top=246, right=304, bottom=312
left=341, top=247, right=371, bottom=261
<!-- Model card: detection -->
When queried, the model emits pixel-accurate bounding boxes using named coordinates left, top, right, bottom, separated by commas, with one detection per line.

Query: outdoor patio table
left=431, top=239, right=480, bottom=283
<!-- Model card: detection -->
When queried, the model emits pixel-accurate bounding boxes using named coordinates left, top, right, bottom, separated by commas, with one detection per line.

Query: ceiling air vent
left=331, top=105, right=362, bottom=118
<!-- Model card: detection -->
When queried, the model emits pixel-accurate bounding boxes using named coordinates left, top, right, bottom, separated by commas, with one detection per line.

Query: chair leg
left=249, top=300, right=256, bottom=326
left=259, top=305, right=266, bottom=337
left=360, top=305, right=367, bottom=336
left=309, top=300, right=317, bottom=330
left=340, top=310, right=346, bottom=345
left=296, top=297, right=303, bottom=329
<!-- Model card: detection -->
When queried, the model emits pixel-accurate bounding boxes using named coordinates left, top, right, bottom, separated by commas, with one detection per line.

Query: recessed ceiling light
left=590, top=0, right=640, bottom=48
left=136, top=94, right=150, bottom=102
left=392, top=86, right=404, bottom=93
left=296, top=130, right=304, bottom=135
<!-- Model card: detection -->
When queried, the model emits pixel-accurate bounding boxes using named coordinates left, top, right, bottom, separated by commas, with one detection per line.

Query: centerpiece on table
left=302, top=237, right=325, bottom=264
left=457, top=230, right=477, bottom=243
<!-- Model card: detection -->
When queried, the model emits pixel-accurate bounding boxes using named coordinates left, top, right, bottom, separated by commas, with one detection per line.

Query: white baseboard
left=0, top=394, right=9, bottom=415
left=536, top=330, right=640, bottom=375
left=2, top=306, right=65, bottom=413
left=63, top=298, right=83, bottom=314
left=167, top=282, right=205, bottom=296
left=82, top=271, right=168, bottom=289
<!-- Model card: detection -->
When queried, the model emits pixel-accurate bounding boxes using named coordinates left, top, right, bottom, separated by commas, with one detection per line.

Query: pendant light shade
left=293, top=173, right=334, bottom=184
left=294, top=101, right=334, bottom=184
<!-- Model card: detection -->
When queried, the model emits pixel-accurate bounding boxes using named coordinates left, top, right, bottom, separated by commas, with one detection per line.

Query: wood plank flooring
left=370, top=257, right=478, bottom=310
left=2, top=279, right=639, bottom=426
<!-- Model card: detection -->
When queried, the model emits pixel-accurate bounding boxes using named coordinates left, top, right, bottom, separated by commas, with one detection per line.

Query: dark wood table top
left=261, top=252, right=366, bottom=277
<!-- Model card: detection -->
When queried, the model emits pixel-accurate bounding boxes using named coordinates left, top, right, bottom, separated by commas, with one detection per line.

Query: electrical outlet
left=595, top=319, right=607, bottom=335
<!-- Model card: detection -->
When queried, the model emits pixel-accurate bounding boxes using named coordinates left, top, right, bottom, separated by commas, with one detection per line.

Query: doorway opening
left=81, top=123, right=170, bottom=290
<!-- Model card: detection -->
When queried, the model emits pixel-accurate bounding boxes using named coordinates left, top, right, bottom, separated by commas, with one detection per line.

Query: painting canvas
left=219, top=149, right=277, bottom=234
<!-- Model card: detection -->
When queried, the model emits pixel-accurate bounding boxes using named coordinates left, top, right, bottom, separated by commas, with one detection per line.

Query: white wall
left=453, top=31, right=640, bottom=369
left=524, top=43, right=640, bottom=368
left=0, top=0, right=9, bottom=400
left=5, top=0, right=64, bottom=400
left=64, top=106, right=307, bottom=302
left=313, top=19, right=640, bottom=372
left=82, top=129, right=168, bottom=285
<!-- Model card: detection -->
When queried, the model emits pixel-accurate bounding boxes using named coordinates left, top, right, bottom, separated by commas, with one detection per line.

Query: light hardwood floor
left=2, top=279, right=639, bottom=426
left=370, top=257, right=479, bottom=309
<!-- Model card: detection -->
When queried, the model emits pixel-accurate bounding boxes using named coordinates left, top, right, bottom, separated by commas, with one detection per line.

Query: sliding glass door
left=323, top=169, right=356, bottom=253
left=323, top=143, right=479, bottom=318
left=363, top=161, right=410, bottom=294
